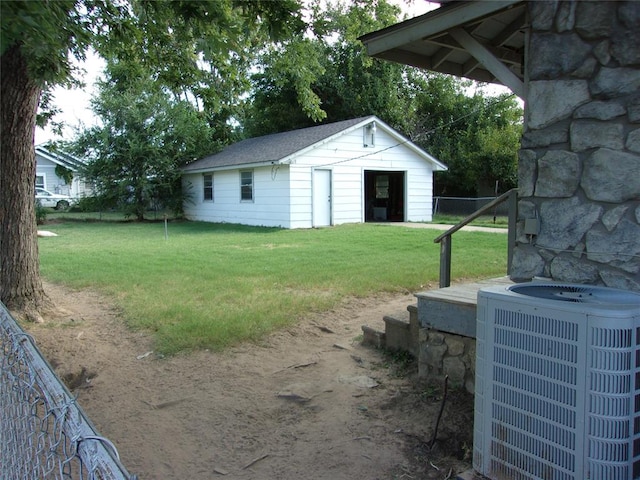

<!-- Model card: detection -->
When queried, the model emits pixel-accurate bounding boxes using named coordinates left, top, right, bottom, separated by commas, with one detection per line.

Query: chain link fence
left=433, top=196, right=509, bottom=217
left=1, top=302, right=137, bottom=480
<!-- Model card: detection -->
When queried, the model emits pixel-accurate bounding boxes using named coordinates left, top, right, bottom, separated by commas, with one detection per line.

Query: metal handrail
left=433, top=188, right=518, bottom=288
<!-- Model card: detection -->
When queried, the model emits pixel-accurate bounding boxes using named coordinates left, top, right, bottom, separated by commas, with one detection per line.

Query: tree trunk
left=0, top=44, right=51, bottom=321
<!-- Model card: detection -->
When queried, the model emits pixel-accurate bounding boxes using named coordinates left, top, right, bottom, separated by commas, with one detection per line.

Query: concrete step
left=362, top=277, right=513, bottom=356
left=382, top=304, right=418, bottom=356
left=415, top=276, right=513, bottom=338
left=361, top=304, right=418, bottom=356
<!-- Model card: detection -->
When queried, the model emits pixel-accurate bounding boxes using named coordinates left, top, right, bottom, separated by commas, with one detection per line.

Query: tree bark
left=1, top=43, right=51, bottom=321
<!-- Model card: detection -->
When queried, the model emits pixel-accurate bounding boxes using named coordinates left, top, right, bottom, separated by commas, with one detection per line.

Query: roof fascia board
left=374, top=120, right=447, bottom=171
left=183, top=161, right=284, bottom=174
left=449, top=27, right=524, bottom=98
left=36, top=147, right=84, bottom=170
left=284, top=116, right=446, bottom=171
left=362, top=1, right=522, bottom=56
left=58, top=151, right=86, bottom=168
left=36, top=150, right=58, bottom=164
left=184, top=116, right=447, bottom=172
left=36, top=150, right=72, bottom=170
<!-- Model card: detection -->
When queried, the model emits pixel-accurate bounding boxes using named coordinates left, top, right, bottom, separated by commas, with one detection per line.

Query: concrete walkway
left=371, top=222, right=508, bottom=234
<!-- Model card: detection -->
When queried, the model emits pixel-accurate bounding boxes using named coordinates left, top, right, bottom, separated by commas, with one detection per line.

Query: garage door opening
left=365, top=171, right=405, bottom=222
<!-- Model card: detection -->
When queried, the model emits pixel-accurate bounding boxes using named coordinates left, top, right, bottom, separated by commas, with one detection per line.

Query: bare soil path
left=25, top=282, right=474, bottom=480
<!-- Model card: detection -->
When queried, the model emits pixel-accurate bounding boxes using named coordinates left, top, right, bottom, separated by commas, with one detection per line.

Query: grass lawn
left=47, top=210, right=509, bottom=227
left=431, top=214, right=509, bottom=228
left=38, top=221, right=507, bottom=354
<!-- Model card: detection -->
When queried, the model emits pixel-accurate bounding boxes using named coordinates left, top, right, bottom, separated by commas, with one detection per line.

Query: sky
left=35, top=50, right=105, bottom=145
left=34, top=1, right=440, bottom=145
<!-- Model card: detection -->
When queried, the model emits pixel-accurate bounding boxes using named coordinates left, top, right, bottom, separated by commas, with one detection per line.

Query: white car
left=35, top=187, right=72, bottom=210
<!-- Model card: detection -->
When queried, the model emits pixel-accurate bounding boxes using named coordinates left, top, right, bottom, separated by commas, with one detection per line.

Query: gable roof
left=35, top=145, right=85, bottom=171
left=182, top=116, right=446, bottom=173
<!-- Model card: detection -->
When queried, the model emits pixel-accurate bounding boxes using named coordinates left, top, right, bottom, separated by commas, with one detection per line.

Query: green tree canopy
left=410, top=74, right=522, bottom=196
left=243, top=0, right=412, bottom=137
left=0, top=0, right=303, bottom=316
left=73, top=59, right=219, bottom=220
left=243, top=0, right=522, bottom=197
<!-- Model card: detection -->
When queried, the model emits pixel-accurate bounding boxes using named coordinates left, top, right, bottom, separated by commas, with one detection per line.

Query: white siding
left=332, top=165, right=363, bottom=225
left=290, top=126, right=436, bottom=224
left=183, top=166, right=292, bottom=228
left=36, top=158, right=68, bottom=194
left=406, top=167, right=435, bottom=223
left=35, top=155, right=92, bottom=198
left=289, top=166, right=313, bottom=229
left=182, top=121, right=440, bottom=228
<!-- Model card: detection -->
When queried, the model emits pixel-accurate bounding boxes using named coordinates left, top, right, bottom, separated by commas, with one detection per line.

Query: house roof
left=35, top=145, right=85, bottom=171
left=359, top=0, right=526, bottom=98
left=182, top=116, right=447, bottom=173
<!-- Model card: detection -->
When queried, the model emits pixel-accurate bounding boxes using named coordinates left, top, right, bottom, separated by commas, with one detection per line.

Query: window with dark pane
left=203, top=173, right=213, bottom=201
left=241, top=170, right=253, bottom=201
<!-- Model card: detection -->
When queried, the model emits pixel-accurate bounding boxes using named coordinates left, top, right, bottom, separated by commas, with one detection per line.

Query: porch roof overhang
left=359, top=0, right=527, bottom=99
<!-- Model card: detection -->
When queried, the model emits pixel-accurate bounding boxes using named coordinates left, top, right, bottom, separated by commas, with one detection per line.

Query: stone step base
left=362, top=278, right=514, bottom=394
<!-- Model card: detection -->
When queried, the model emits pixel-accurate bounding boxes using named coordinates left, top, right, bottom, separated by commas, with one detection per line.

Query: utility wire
left=295, top=93, right=518, bottom=168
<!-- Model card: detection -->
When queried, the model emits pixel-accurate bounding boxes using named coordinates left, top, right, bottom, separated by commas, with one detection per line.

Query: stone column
left=512, top=1, right=640, bottom=291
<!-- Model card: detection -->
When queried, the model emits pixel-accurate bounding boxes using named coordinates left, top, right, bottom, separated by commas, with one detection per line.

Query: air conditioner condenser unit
left=474, top=283, right=640, bottom=480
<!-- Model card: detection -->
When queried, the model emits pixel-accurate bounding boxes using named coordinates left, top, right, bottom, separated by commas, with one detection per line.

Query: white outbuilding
left=181, top=116, right=446, bottom=229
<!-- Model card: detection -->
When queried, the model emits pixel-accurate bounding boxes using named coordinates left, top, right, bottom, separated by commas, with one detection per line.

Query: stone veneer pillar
left=512, top=1, right=640, bottom=291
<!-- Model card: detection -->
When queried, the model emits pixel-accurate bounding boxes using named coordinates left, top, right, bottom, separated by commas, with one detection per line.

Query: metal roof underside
left=359, top=0, right=527, bottom=98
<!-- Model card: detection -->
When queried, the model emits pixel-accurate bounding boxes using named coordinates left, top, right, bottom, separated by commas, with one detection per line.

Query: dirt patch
left=25, top=282, right=474, bottom=480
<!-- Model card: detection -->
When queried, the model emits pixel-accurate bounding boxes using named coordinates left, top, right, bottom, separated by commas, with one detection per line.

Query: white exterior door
left=312, top=169, right=332, bottom=227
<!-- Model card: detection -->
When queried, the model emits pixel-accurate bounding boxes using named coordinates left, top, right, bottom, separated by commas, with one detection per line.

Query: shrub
left=73, top=195, right=116, bottom=213
left=36, top=202, right=47, bottom=225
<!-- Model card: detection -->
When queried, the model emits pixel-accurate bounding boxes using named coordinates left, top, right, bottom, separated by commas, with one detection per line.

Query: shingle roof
left=182, top=116, right=375, bottom=172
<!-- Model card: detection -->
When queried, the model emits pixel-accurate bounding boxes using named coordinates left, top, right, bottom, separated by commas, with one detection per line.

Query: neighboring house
left=35, top=145, right=92, bottom=199
left=181, top=116, right=447, bottom=229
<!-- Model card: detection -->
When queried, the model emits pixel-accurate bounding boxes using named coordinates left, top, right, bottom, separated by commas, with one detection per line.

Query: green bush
left=35, top=202, right=47, bottom=225
left=72, top=195, right=116, bottom=213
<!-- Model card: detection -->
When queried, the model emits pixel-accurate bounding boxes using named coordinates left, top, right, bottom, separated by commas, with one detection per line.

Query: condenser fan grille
left=509, top=284, right=640, bottom=304
left=474, top=283, right=640, bottom=480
